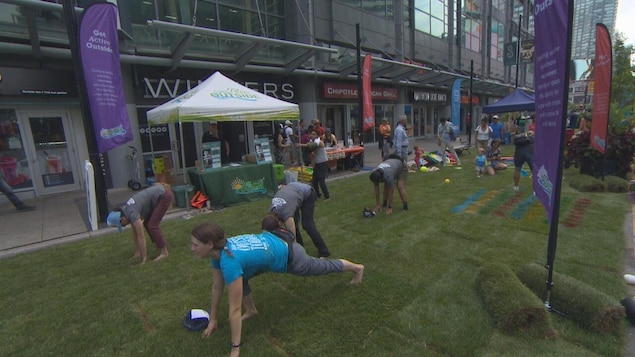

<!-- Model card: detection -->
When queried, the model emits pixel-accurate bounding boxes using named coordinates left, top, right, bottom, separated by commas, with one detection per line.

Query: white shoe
left=513, top=186, right=520, bottom=192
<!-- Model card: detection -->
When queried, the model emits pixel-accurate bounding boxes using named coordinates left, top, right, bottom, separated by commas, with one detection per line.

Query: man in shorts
left=512, top=130, right=535, bottom=192
left=369, top=154, right=409, bottom=215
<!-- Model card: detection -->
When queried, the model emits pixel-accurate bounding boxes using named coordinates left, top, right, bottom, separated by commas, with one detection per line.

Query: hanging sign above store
left=322, top=82, right=397, bottom=101
left=413, top=91, right=447, bottom=103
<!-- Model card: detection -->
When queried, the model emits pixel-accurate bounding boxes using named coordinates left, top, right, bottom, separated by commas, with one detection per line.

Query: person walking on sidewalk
left=393, top=115, right=409, bottom=160
left=107, top=183, right=173, bottom=264
left=0, top=170, right=35, bottom=212
left=269, top=181, right=331, bottom=258
left=379, top=118, right=392, bottom=161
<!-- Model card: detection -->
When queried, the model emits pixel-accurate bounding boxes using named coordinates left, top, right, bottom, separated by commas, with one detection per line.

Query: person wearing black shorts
left=512, top=131, right=535, bottom=192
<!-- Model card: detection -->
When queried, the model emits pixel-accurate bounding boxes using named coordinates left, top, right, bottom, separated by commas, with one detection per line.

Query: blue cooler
left=504, top=132, right=511, bottom=145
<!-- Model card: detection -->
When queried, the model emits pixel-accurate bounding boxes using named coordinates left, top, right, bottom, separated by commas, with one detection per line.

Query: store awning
left=146, top=20, right=337, bottom=75
left=0, top=0, right=527, bottom=99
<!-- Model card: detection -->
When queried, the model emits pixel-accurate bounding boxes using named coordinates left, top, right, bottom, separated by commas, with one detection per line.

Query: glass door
left=20, top=110, right=80, bottom=195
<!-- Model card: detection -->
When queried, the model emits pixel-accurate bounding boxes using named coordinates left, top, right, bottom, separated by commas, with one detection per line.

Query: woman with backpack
left=272, top=123, right=289, bottom=165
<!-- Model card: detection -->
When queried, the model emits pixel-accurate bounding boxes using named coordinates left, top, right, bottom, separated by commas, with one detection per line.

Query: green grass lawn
left=0, top=148, right=632, bottom=356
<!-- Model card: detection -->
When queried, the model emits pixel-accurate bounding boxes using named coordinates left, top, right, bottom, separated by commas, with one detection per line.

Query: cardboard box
left=245, top=153, right=257, bottom=164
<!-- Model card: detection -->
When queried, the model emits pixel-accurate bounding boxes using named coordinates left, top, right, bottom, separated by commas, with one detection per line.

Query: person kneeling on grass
left=190, top=216, right=364, bottom=357
left=369, top=154, right=409, bottom=215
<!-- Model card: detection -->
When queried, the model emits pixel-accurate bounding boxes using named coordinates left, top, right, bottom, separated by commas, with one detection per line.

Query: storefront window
left=28, top=116, right=75, bottom=188
left=461, top=0, right=481, bottom=52
left=138, top=109, right=172, bottom=153
left=0, top=109, right=32, bottom=189
left=414, top=0, right=448, bottom=38
left=130, top=0, right=157, bottom=24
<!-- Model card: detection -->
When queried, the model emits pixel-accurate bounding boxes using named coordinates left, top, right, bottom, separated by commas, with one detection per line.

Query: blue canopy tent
left=482, top=88, right=535, bottom=113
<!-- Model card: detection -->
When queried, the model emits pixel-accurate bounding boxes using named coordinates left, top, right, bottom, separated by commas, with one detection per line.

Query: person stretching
left=190, top=218, right=364, bottom=357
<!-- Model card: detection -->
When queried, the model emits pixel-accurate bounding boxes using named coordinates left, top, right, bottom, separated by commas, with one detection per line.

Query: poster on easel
left=254, top=137, right=272, bottom=163
left=202, top=141, right=222, bottom=170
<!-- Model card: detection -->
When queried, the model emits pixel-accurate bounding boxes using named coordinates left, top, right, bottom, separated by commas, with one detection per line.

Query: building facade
left=569, top=0, right=619, bottom=108
left=0, top=0, right=535, bottom=201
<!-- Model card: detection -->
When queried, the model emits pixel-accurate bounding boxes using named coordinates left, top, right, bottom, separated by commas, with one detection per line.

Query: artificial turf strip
left=603, top=175, right=630, bottom=192
left=568, top=174, right=607, bottom=192
left=475, top=263, right=557, bottom=338
left=517, top=263, right=625, bottom=334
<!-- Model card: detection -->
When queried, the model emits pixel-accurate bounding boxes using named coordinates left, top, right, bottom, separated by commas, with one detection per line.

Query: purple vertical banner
left=451, top=79, right=462, bottom=128
left=533, top=0, right=572, bottom=224
left=79, top=3, right=132, bottom=153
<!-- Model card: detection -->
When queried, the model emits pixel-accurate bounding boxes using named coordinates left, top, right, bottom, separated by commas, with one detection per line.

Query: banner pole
left=62, top=0, right=109, bottom=222
left=356, top=24, right=363, bottom=145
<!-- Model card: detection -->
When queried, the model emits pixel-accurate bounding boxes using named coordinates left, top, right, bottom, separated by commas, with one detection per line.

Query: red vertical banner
left=591, top=23, right=612, bottom=154
left=362, top=54, right=375, bottom=132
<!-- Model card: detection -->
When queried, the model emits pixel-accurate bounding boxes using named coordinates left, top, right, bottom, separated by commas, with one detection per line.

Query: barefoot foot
left=242, top=310, right=258, bottom=320
left=350, top=264, right=364, bottom=284
left=153, top=253, right=169, bottom=262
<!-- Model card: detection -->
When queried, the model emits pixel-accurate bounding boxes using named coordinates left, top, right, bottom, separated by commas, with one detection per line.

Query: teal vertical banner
left=451, top=79, right=462, bottom=129
left=504, top=42, right=518, bottom=66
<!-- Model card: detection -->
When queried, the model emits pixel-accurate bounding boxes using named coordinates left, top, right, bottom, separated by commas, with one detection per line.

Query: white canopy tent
left=146, top=71, right=299, bottom=212
left=147, top=71, right=299, bottom=124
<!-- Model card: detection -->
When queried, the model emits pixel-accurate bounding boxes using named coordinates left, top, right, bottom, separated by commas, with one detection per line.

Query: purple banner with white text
left=79, top=3, right=132, bottom=153
left=533, top=0, right=572, bottom=224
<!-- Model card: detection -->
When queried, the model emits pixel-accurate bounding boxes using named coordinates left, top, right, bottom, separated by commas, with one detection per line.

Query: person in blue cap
left=106, top=183, right=173, bottom=264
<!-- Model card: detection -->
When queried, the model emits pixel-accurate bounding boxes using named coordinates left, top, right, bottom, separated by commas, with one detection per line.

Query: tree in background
left=564, top=34, right=635, bottom=179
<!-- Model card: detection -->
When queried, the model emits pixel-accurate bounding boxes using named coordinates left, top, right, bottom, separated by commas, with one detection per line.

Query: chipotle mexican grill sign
left=322, top=83, right=398, bottom=101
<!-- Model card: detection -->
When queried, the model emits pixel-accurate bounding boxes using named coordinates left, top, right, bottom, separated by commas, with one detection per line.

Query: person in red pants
left=107, top=183, right=173, bottom=264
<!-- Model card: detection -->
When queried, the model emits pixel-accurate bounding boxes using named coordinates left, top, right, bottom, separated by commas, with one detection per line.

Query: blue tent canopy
left=482, top=88, right=535, bottom=113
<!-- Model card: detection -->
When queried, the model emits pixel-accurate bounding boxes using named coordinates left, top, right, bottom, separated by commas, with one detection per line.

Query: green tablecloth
left=187, top=162, right=277, bottom=208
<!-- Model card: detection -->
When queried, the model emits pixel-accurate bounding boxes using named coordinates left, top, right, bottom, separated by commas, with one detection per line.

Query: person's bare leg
left=397, top=181, right=408, bottom=210
left=513, top=169, right=521, bottom=190
left=340, top=259, right=364, bottom=284
left=242, top=293, right=258, bottom=320
left=153, top=247, right=169, bottom=262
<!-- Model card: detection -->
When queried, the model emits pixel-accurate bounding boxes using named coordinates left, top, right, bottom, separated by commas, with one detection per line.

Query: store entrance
left=19, top=110, right=80, bottom=195
left=317, top=105, right=346, bottom=143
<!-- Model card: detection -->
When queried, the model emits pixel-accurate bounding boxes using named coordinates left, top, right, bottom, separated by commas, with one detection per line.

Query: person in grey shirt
left=393, top=115, right=409, bottom=160
left=107, top=183, right=173, bottom=264
left=369, top=154, right=409, bottom=215
left=437, top=117, right=461, bottom=166
left=269, top=181, right=331, bottom=258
